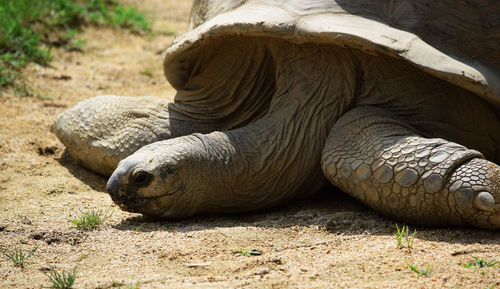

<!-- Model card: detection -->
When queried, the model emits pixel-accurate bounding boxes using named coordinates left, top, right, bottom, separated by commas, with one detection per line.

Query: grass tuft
left=408, top=264, right=431, bottom=277
left=0, top=0, right=150, bottom=87
left=2, top=244, right=39, bottom=267
left=70, top=209, right=111, bottom=230
left=394, top=223, right=416, bottom=249
left=232, top=249, right=262, bottom=256
left=45, top=268, right=77, bottom=289
left=463, top=256, right=497, bottom=274
left=140, top=69, right=153, bottom=77
left=462, top=256, right=497, bottom=268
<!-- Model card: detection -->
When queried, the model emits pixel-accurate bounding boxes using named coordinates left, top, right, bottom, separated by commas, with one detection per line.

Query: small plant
left=70, top=209, right=111, bottom=230
left=463, top=256, right=497, bottom=269
left=232, top=249, right=262, bottom=256
left=110, top=5, right=150, bottom=35
left=45, top=268, right=77, bottom=289
left=140, top=69, right=153, bottom=77
left=408, top=264, right=432, bottom=277
left=132, top=223, right=147, bottom=234
left=2, top=244, right=39, bottom=267
left=127, top=283, right=140, bottom=289
left=394, top=223, right=416, bottom=248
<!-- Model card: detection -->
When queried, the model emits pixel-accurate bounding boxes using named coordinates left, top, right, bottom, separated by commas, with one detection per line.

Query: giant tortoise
left=54, top=0, right=500, bottom=229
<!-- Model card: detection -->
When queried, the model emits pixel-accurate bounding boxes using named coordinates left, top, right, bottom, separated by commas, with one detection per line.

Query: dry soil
left=0, top=0, right=499, bottom=288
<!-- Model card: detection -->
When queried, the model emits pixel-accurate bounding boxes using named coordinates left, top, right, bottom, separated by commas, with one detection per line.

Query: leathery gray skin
left=54, top=40, right=274, bottom=175
left=54, top=95, right=215, bottom=176
left=103, top=39, right=500, bottom=229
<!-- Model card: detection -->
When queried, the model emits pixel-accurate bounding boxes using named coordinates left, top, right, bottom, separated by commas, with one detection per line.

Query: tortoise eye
left=131, top=170, right=153, bottom=187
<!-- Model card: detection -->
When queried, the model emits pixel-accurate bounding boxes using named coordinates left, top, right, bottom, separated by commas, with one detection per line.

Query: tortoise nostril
left=106, top=175, right=120, bottom=197
left=131, top=170, right=153, bottom=187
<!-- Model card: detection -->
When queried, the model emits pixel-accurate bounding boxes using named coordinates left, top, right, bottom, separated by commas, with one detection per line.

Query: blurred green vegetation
left=0, top=0, right=150, bottom=87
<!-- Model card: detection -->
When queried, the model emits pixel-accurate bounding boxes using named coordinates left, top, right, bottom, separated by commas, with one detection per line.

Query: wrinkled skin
left=55, top=37, right=500, bottom=229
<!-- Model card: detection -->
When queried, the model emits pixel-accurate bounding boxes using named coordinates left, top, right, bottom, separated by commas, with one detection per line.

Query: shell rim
left=163, top=3, right=499, bottom=105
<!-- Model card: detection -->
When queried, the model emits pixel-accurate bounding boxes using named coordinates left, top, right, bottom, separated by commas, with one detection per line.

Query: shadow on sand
left=55, top=150, right=108, bottom=193
left=56, top=148, right=499, bottom=246
left=112, top=188, right=500, bottom=246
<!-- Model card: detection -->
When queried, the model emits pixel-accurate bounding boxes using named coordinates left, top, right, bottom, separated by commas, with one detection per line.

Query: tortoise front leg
left=321, top=106, right=500, bottom=229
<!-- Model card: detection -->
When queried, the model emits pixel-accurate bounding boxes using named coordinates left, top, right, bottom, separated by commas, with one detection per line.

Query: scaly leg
left=321, top=106, right=499, bottom=229
left=54, top=96, right=221, bottom=175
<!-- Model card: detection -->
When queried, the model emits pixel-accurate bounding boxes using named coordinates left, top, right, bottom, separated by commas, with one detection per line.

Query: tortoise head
left=106, top=136, right=206, bottom=218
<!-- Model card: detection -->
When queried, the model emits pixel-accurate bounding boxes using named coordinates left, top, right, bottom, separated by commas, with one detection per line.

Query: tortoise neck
left=162, top=105, right=225, bottom=137
left=190, top=44, right=360, bottom=213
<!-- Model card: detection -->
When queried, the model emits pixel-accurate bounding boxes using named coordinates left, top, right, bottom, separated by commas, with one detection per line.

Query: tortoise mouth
left=114, top=197, right=154, bottom=213
left=111, top=193, right=178, bottom=216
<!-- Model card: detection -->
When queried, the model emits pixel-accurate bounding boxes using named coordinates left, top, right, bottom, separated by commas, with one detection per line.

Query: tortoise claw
left=473, top=191, right=495, bottom=212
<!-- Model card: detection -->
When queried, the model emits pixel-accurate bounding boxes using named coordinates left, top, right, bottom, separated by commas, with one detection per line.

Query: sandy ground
left=0, top=0, right=499, bottom=288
